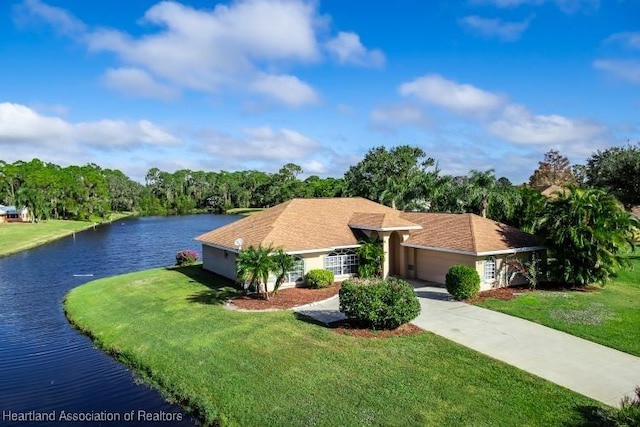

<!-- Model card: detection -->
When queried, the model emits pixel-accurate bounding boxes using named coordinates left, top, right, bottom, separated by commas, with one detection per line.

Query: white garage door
left=416, top=250, right=474, bottom=284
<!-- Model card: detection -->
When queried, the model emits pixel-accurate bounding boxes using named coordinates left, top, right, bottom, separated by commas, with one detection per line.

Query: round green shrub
left=305, top=269, right=335, bottom=289
left=339, top=278, right=420, bottom=330
left=445, top=265, right=481, bottom=300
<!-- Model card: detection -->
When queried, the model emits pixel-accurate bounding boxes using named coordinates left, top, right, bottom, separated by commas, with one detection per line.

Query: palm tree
left=271, top=249, right=297, bottom=296
left=536, top=187, right=639, bottom=287
left=236, top=245, right=275, bottom=300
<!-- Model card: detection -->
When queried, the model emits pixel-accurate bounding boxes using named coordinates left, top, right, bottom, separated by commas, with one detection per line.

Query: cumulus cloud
left=487, top=104, right=606, bottom=144
left=0, top=102, right=180, bottom=149
left=250, top=74, right=320, bottom=107
left=459, top=15, right=532, bottom=41
left=199, top=126, right=320, bottom=161
left=303, top=159, right=328, bottom=174
left=593, top=60, right=640, bottom=84
left=0, top=102, right=72, bottom=146
left=325, top=31, right=385, bottom=67
left=18, top=0, right=384, bottom=107
left=101, top=68, right=180, bottom=100
left=399, top=74, right=506, bottom=116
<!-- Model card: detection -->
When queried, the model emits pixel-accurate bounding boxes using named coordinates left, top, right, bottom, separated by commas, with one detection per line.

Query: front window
left=323, top=249, right=358, bottom=276
left=484, top=256, right=496, bottom=281
left=285, top=257, right=305, bottom=283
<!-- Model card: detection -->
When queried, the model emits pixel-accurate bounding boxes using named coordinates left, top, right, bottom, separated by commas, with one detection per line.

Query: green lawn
left=224, top=207, right=264, bottom=216
left=65, top=266, right=601, bottom=427
left=475, top=254, right=640, bottom=357
left=0, top=219, right=93, bottom=257
left=0, top=213, right=132, bottom=257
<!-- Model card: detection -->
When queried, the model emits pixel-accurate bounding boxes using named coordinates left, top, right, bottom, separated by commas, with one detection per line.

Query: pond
left=0, top=215, right=239, bottom=426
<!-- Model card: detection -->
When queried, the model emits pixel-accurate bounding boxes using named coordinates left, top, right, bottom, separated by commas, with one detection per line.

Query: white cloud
left=399, top=74, right=506, bottom=116
left=469, top=0, right=599, bottom=13
left=14, top=0, right=86, bottom=35
left=74, top=120, right=180, bottom=148
left=604, top=31, right=640, bottom=50
left=303, top=160, right=328, bottom=174
left=488, top=104, right=605, bottom=144
left=101, top=68, right=180, bottom=100
left=325, top=31, right=385, bottom=67
left=370, top=104, right=429, bottom=132
left=0, top=102, right=180, bottom=149
left=594, top=59, right=640, bottom=84
left=21, top=0, right=324, bottom=106
left=250, top=73, right=320, bottom=107
left=459, top=15, right=532, bottom=41
left=199, top=126, right=320, bottom=161
left=0, top=102, right=72, bottom=143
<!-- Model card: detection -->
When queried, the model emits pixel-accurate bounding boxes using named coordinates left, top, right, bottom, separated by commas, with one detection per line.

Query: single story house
left=0, top=205, right=30, bottom=223
left=195, top=197, right=544, bottom=292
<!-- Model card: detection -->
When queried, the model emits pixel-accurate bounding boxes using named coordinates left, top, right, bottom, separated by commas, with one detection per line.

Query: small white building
left=0, top=205, right=30, bottom=223
left=195, top=198, right=544, bottom=291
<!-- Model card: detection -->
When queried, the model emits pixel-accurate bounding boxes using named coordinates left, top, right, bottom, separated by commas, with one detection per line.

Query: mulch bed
left=329, top=319, right=424, bottom=338
left=230, top=283, right=341, bottom=310
left=470, top=283, right=602, bottom=303
left=470, top=287, right=528, bottom=302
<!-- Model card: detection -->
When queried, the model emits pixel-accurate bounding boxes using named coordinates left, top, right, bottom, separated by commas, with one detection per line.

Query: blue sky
left=1, top=0, right=639, bottom=183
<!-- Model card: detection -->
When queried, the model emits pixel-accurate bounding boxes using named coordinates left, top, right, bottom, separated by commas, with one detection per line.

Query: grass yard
left=0, top=219, right=93, bottom=257
left=475, top=254, right=640, bottom=357
left=224, top=207, right=265, bottom=216
left=0, top=213, right=132, bottom=257
left=65, top=266, right=601, bottom=427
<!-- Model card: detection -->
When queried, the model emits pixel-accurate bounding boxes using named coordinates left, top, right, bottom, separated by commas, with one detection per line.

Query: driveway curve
left=410, top=283, right=640, bottom=408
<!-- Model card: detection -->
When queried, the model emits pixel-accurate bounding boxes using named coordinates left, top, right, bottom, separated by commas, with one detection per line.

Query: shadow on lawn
left=564, top=405, right=613, bottom=427
left=167, top=264, right=241, bottom=305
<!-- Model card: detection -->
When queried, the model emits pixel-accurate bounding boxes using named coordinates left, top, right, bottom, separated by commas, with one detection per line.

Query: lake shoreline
left=0, top=212, right=133, bottom=258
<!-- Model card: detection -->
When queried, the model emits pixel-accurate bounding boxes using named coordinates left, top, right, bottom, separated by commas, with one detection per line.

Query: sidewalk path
left=294, top=283, right=640, bottom=407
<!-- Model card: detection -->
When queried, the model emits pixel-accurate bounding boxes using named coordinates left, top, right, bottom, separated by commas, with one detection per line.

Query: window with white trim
left=484, top=256, right=496, bottom=281
left=323, top=249, right=358, bottom=276
left=285, top=257, right=305, bottom=283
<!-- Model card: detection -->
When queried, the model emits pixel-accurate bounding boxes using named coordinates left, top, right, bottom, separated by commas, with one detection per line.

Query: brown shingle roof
left=348, top=212, right=421, bottom=230
left=195, top=198, right=542, bottom=255
left=401, top=212, right=542, bottom=255
left=195, top=198, right=421, bottom=252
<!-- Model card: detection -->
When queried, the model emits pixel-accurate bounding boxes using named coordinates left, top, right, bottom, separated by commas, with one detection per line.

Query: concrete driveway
left=410, top=283, right=640, bottom=408
left=295, top=283, right=640, bottom=407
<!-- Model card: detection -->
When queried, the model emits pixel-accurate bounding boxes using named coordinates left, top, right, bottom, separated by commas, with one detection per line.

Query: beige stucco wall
left=412, top=248, right=543, bottom=291
left=201, top=248, right=357, bottom=292
left=476, top=251, right=544, bottom=291
left=202, top=245, right=237, bottom=281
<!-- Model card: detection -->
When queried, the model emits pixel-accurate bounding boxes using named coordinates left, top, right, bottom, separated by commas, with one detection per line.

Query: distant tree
left=344, top=145, right=435, bottom=210
left=528, top=149, right=575, bottom=187
left=536, top=187, right=639, bottom=287
left=509, top=187, right=548, bottom=233
left=585, top=143, right=640, bottom=209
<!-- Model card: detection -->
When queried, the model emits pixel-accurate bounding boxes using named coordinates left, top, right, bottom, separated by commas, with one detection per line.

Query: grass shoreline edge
left=63, top=266, right=602, bottom=427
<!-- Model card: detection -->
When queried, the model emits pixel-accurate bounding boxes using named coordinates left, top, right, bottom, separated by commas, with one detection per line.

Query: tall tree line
left=0, top=159, right=345, bottom=221
left=2, top=142, right=638, bottom=223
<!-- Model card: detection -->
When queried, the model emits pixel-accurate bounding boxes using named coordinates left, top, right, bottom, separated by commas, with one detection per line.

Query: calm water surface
left=0, top=215, right=238, bottom=426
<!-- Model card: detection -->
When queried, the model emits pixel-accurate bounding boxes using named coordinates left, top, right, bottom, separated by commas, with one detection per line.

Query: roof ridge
left=467, top=213, right=478, bottom=253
